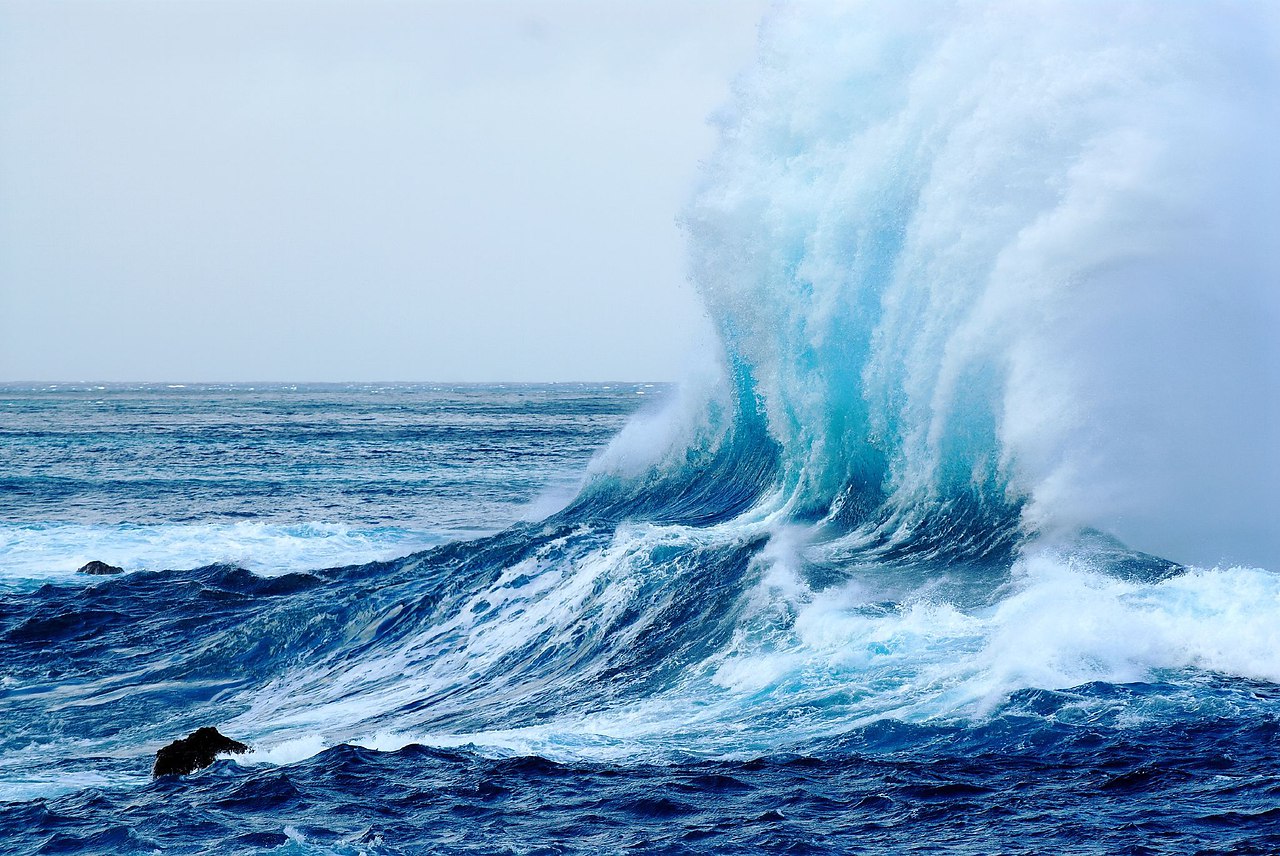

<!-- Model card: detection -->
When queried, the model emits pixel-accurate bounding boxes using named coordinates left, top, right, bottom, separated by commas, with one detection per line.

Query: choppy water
left=0, top=383, right=652, bottom=587
left=3, top=385, right=1279, bottom=855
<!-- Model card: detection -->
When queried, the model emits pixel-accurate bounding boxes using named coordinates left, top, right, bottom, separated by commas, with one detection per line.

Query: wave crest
left=657, top=1, right=1280, bottom=566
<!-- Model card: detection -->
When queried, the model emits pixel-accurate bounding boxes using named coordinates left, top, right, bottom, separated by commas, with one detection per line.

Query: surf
left=5, top=0, right=1280, bottom=804
left=169, top=1, right=1280, bottom=763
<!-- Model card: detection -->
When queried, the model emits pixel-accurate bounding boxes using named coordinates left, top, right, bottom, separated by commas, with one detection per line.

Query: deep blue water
left=8, top=2, right=1280, bottom=851
left=3, top=384, right=1279, bottom=855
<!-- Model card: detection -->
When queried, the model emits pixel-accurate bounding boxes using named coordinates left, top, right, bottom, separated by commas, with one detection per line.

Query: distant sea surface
left=0, top=383, right=654, bottom=590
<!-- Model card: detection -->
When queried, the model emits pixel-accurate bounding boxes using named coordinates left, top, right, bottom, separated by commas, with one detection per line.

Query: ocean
left=2, top=383, right=1278, bottom=855
left=6, top=1, right=1280, bottom=853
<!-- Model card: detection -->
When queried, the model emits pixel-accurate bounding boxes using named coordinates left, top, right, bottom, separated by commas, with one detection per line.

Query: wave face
left=5, top=4, right=1280, bottom=853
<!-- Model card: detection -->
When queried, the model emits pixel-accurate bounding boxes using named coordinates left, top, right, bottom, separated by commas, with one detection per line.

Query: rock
left=78, top=560, right=124, bottom=575
left=152, top=727, right=249, bottom=777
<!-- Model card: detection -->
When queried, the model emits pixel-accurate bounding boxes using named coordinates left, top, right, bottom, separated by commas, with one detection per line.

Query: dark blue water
left=3, top=384, right=1279, bottom=854
left=18, top=713, right=1280, bottom=855
left=9, top=0, right=1280, bottom=849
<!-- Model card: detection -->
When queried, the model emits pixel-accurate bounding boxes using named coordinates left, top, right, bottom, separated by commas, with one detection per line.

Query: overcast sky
left=0, top=0, right=766, bottom=382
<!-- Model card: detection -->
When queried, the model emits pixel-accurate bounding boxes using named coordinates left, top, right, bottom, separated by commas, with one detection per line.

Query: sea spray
left=683, top=0, right=1280, bottom=567
left=5, top=4, right=1280, bottom=851
left=211, top=0, right=1280, bottom=757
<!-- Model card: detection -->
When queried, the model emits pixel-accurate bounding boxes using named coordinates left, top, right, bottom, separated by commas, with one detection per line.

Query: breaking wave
left=6, top=1, right=1280, bottom=812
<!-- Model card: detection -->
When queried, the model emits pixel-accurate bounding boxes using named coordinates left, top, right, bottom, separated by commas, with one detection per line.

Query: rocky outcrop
left=77, top=560, right=124, bottom=575
left=152, top=727, right=249, bottom=777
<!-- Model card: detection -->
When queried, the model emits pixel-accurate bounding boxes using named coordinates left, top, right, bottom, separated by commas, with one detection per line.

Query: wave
left=209, top=524, right=1277, bottom=763
left=233, top=0, right=1277, bottom=754
left=6, top=1, right=1280, bottom=795
left=664, top=0, right=1280, bottom=568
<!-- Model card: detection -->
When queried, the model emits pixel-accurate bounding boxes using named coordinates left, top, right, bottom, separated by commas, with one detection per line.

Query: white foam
left=691, top=544, right=1280, bottom=740
left=199, top=507, right=1280, bottom=764
left=240, top=734, right=331, bottom=767
left=0, top=521, right=442, bottom=589
left=681, top=0, right=1280, bottom=568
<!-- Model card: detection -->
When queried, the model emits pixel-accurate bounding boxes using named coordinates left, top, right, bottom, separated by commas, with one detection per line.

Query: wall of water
left=672, top=1, right=1280, bottom=567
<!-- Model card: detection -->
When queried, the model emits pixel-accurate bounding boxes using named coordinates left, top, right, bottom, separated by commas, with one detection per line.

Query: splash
left=662, top=0, right=1280, bottom=567
left=218, top=2, right=1280, bottom=760
left=6, top=4, right=1280, bottom=796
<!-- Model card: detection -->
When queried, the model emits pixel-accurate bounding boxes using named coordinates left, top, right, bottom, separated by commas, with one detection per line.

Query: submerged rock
left=77, top=560, right=124, bottom=575
left=152, top=727, right=249, bottom=777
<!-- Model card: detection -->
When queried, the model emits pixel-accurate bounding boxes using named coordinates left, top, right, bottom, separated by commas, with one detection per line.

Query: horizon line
left=0, top=379, right=676, bottom=386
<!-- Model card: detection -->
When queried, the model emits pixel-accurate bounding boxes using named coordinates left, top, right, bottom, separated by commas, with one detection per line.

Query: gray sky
left=0, top=0, right=766, bottom=382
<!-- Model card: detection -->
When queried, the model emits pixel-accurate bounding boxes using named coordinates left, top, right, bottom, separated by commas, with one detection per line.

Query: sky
left=0, top=0, right=767, bottom=382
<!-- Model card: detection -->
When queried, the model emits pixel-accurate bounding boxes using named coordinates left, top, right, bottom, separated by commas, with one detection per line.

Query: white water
left=683, top=0, right=1280, bottom=568
left=208, top=1, right=1280, bottom=767
left=11, top=4, right=1280, bottom=789
left=0, top=522, right=443, bottom=590
left=220, top=521, right=1280, bottom=764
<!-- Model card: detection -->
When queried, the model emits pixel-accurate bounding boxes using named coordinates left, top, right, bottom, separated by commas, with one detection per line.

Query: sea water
left=2, top=382, right=1277, bottom=853
left=0, top=383, right=650, bottom=590
left=5, top=1, right=1280, bottom=853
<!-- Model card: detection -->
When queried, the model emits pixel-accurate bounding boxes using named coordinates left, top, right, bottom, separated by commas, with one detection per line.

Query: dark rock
left=152, top=727, right=249, bottom=777
left=78, top=560, right=124, bottom=575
